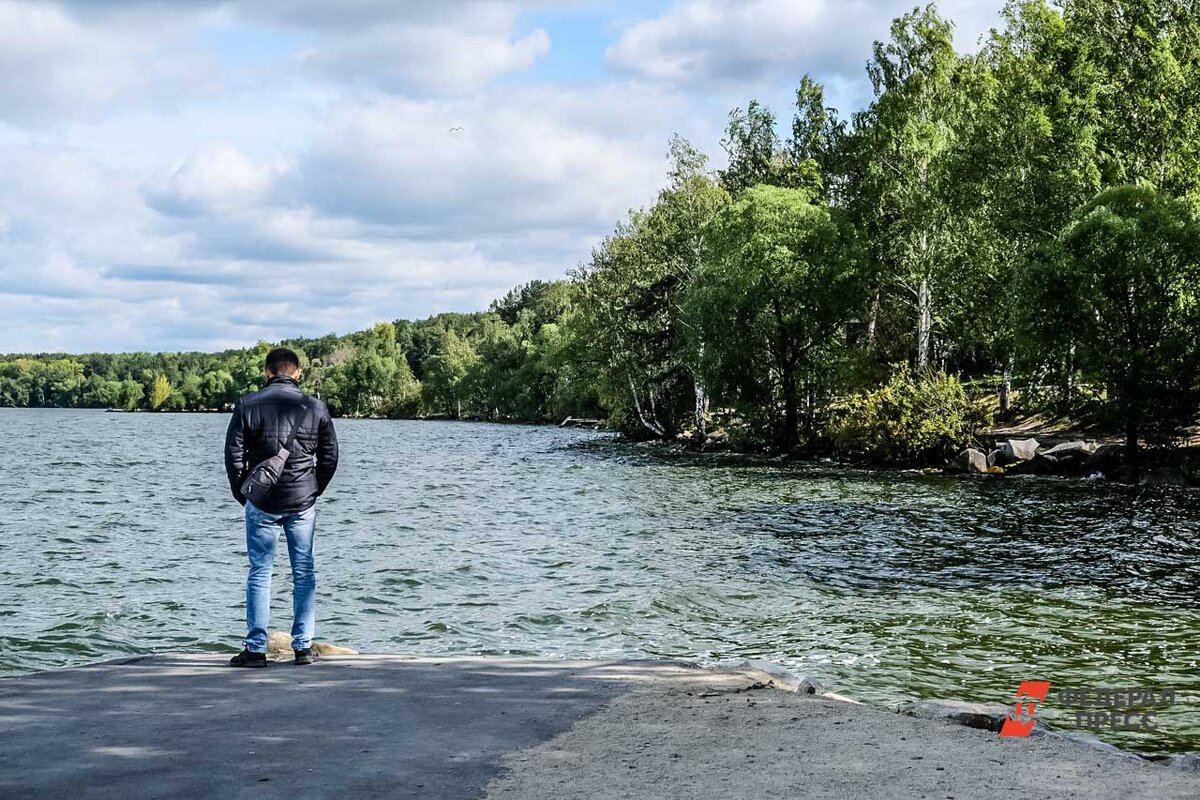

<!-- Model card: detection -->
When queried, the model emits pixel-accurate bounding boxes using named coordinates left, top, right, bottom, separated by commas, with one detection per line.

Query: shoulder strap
left=282, top=401, right=310, bottom=453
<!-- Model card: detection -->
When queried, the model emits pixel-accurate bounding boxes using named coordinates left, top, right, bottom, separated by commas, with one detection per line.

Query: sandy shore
left=0, top=654, right=1196, bottom=799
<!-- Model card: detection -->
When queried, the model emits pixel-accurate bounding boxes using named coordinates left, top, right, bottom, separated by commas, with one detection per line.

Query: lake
left=2, top=408, right=1198, bottom=752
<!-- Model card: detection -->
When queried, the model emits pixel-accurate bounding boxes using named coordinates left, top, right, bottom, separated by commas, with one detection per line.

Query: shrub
left=827, top=365, right=990, bottom=465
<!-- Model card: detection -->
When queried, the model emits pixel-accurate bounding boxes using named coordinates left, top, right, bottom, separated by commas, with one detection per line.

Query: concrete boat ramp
left=1, top=654, right=1197, bottom=799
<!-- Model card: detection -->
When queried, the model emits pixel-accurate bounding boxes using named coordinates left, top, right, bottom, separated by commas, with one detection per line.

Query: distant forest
left=5, top=1, right=1200, bottom=467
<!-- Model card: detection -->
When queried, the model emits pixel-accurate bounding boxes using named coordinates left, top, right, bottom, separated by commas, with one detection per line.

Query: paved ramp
left=1, top=655, right=1197, bottom=799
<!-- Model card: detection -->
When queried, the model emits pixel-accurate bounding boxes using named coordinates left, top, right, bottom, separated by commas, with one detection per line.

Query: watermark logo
left=1060, top=687, right=1175, bottom=732
left=997, top=682, right=1177, bottom=737
left=999, top=680, right=1051, bottom=738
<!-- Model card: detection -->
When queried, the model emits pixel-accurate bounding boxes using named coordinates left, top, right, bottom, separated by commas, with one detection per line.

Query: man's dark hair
left=265, top=347, right=301, bottom=377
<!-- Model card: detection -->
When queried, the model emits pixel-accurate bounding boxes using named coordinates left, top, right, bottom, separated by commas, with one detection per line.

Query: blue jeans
left=244, top=499, right=317, bottom=653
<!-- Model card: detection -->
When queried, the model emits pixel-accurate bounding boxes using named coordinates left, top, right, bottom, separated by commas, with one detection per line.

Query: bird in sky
left=449, top=126, right=465, bottom=133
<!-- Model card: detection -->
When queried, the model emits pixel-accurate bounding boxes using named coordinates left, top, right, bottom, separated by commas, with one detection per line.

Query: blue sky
left=0, top=0, right=1007, bottom=353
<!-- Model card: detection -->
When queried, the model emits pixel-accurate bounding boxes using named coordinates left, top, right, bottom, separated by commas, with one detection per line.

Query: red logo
left=999, top=681, right=1051, bottom=737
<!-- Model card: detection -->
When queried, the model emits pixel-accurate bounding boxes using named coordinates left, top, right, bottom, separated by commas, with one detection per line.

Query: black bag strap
left=282, top=401, right=310, bottom=454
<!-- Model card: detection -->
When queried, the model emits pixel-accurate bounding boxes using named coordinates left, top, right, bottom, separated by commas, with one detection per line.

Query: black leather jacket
left=224, top=377, right=339, bottom=514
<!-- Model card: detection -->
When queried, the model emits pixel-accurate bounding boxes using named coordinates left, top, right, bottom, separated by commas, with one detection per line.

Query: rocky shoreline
left=942, top=437, right=1200, bottom=486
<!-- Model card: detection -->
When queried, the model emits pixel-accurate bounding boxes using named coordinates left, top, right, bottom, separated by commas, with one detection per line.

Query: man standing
left=224, top=347, right=339, bottom=667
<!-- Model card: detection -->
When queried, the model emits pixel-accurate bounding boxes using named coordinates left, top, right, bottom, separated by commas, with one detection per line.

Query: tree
left=119, top=379, right=143, bottom=412
left=854, top=5, right=961, bottom=370
left=421, top=329, right=479, bottom=418
left=949, top=0, right=1103, bottom=407
left=149, top=374, right=172, bottom=410
left=1063, top=0, right=1200, bottom=198
left=685, top=185, right=866, bottom=450
left=1019, top=185, right=1200, bottom=473
left=572, top=137, right=729, bottom=438
left=790, top=75, right=847, bottom=204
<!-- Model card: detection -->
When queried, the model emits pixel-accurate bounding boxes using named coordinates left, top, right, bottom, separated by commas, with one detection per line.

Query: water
left=2, top=408, right=1198, bottom=753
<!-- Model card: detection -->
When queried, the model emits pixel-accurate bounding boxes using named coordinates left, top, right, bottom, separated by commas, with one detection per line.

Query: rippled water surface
left=2, top=408, right=1199, bottom=752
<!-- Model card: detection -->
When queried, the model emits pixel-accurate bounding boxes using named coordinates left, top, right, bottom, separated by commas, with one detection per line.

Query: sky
left=0, top=0, right=1007, bottom=354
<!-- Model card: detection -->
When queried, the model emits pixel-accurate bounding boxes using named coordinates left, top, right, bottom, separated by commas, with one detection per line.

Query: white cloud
left=293, top=4, right=552, bottom=94
left=145, top=143, right=292, bottom=218
left=0, top=0, right=220, bottom=126
left=0, top=1, right=143, bottom=124
left=296, top=85, right=674, bottom=239
left=0, top=79, right=685, bottom=352
left=607, top=0, right=1005, bottom=88
left=55, top=0, right=555, bottom=98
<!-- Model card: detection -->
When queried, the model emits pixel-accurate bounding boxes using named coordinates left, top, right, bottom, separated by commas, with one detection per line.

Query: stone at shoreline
left=1002, top=438, right=1040, bottom=463
left=1158, top=754, right=1200, bottom=771
left=1042, top=440, right=1098, bottom=458
left=1084, top=443, right=1126, bottom=477
left=1040, top=441, right=1098, bottom=476
left=946, top=448, right=988, bottom=474
left=899, top=698, right=1011, bottom=732
left=1007, top=452, right=1061, bottom=476
left=734, top=659, right=825, bottom=695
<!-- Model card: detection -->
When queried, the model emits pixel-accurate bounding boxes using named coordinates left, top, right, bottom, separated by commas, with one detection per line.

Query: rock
left=1040, top=441, right=1097, bottom=476
left=267, top=630, right=359, bottom=661
left=1007, top=453, right=1061, bottom=476
left=946, top=448, right=988, bottom=474
left=899, top=699, right=1011, bottom=732
left=989, top=448, right=1021, bottom=468
left=1158, top=753, right=1200, bottom=771
left=819, top=691, right=862, bottom=705
left=1042, top=440, right=1097, bottom=458
left=1083, top=444, right=1125, bottom=476
left=1002, top=438, right=1040, bottom=463
left=737, top=659, right=825, bottom=695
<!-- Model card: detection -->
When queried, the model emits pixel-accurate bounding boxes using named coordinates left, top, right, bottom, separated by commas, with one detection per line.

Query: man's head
left=264, top=347, right=302, bottom=381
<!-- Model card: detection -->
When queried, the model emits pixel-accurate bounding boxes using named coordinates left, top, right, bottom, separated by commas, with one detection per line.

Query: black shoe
left=293, top=648, right=318, bottom=666
left=229, top=648, right=268, bottom=668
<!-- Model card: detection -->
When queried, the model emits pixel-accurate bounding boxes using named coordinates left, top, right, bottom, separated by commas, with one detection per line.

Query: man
left=224, top=347, right=339, bottom=667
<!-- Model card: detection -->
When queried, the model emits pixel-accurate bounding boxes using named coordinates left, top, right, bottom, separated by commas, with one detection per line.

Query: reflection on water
left=1, top=408, right=1198, bottom=752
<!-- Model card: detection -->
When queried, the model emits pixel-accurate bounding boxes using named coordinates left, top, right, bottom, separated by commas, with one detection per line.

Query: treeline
left=0, top=285, right=601, bottom=424
left=4, top=1, right=1200, bottom=472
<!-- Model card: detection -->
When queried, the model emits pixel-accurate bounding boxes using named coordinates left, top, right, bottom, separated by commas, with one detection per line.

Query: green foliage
left=1018, top=185, right=1200, bottom=458
left=571, top=136, right=729, bottom=438
left=828, top=365, right=990, bottom=465
left=685, top=185, right=866, bottom=450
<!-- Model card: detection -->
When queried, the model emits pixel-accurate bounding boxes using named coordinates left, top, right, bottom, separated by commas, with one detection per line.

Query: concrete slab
left=1, top=655, right=1198, bottom=800
left=0, top=655, right=735, bottom=800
